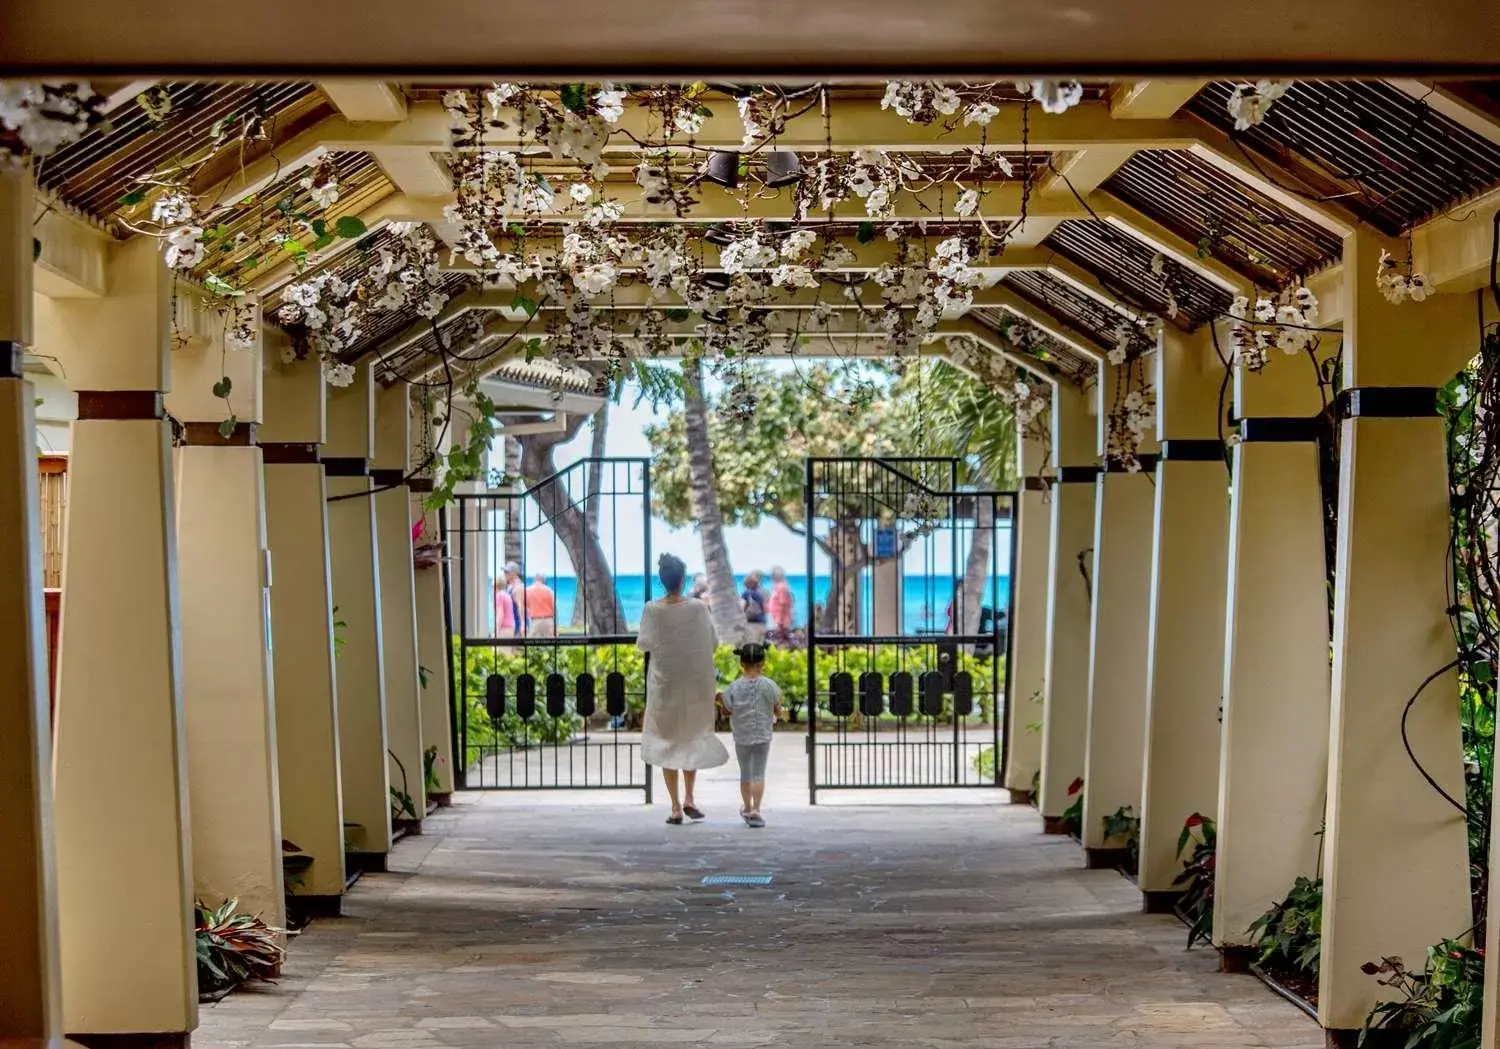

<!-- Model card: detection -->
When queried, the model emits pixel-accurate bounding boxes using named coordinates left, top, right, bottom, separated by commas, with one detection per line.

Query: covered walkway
left=197, top=754, right=1318, bottom=1049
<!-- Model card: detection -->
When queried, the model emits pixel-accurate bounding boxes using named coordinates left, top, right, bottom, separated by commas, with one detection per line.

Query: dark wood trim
left=393, top=815, right=424, bottom=836
left=180, top=422, right=257, bottom=446
left=407, top=477, right=435, bottom=494
left=1142, top=889, right=1182, bottom=914
left=1007, top=789, right=1035, bottom=806
left=345, top=849, right=387, bottom=873
left=0, top=341, right=23, bottom=379
left=1336, top=386, right=1440, bottom=419
left=76, top=390, right=163, bottom=421
left=1042, top=816, right=1071, bottom=835
left=1084, top=846, right=1132, bottom=870
left=1326, top=1028, right=1400, bottom=1048
left=284, top=893, right=342, bottom=921
left=261, top=442, right=321, bottom=465
left=370, top=468, right=407, bottom=487
left=1021, top=476, right=1050, bottom=492
left=67, top=1033, right=189, bottom=1049
left=1159, top=438, right=1226, bottom=461
left=428, top=790, right=453, bottom=806
left=1218, top=945, right=1256, bottom=973
left=321, top=457, right=370, bottom=477
left=1056, top=464, right=1102, bottom=484
left=1238, top=416, right=1322, bottom=443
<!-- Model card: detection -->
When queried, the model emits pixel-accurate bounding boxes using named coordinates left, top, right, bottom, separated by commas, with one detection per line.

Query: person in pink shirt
left=493, top=579, right=517, bottom=638
left=525, top=573, right=557, bottom=637
left=767, top=566, right=794, bottom=641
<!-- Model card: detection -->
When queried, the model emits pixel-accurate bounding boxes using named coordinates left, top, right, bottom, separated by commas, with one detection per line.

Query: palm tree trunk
left=818, top=516, right=866, bottom=635
left=573, top=403, right=610, bottom=630
left=516, top=416, right=625, bottom=633
left=503, top=435, right=523, bottom=570
left=960, top=496, right=993, bottom=643
left=683, top=357, right=743, bottom=644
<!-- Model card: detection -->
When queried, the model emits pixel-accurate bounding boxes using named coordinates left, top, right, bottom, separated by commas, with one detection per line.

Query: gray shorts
left=735, top=741, right=771, bottom=783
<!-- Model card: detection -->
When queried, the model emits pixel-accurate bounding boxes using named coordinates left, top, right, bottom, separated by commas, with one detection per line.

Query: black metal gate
left=804, top=457, right=1016, bottom=803
left=451, top=457, right=653, bottom=795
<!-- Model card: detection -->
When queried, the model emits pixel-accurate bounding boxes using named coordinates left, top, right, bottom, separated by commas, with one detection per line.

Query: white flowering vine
left=1226, top=81, right=1290, bottom=131
left=1227, top=285, right=1321, bottom=370
left=1375, top=248, right=1430, bottom=304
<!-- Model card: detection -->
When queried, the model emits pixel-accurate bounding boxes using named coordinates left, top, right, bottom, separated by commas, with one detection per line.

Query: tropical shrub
left=1060, top=777, right=1084, bottom=838
left=1361, top=940, right=1483, bottom=1049
left=195, top=899, right=283, bottom=996
left=1247, top=876, right=1323, bottom=980
left=1173, top=813, right=1216, bottom=948
left=1103, top=805, right=1140, bottom=874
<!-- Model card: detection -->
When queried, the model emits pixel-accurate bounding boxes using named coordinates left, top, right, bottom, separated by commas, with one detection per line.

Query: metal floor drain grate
left=701, top=874, right=773, bottom=887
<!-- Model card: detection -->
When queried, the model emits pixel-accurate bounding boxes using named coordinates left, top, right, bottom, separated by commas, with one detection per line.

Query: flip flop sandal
left=666, top=814, right=684, bottom=825
left=746, top=814, right=766, bottom=828
left=741, top=810, right=755, bottom=826
left=683, top=805, right=706, bottom=821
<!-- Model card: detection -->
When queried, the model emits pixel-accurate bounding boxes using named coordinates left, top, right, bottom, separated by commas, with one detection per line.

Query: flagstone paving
left=197, top=748, right=1322, bottom=1049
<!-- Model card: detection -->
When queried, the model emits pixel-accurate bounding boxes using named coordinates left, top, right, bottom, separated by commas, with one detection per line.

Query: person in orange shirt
left=525, top=573, right=557, bottom=637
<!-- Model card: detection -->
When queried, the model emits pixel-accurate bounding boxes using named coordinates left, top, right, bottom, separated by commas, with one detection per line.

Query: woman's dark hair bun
left=736, top=642, right=768, bottom=664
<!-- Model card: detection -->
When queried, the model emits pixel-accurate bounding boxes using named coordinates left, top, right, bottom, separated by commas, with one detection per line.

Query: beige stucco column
left=409, top=398, right=454, bottom=799
left=166, top=311, right=284, bottom=929
left=374, top=381, right=425, bottom=825
left=1138, top=326, right=1229, bottom=901
left=40, top=236, right=197, bottom=1041
left=1039, top=378, right=1098, bottom=824
left=261, top=343, right=345, bottom=907
left=1003, top=422, right=1053, bottom=801
left=1318, top=232, right=1473, bottom=1031
left=325, top=362, right=391, bottom=868
left=1213, top=337, right=1331, bottom=951
left=1081, top=360, right=1158, bottom=860
left=0, top=165, right=63, bottom=1041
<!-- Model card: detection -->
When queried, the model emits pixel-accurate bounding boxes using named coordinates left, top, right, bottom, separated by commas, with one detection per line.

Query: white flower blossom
left=322, top=359, right=356, bottom=388
left=954, top=187, right=980, bottom=218
left=1021, top=80, right=1084, bottom=115
left=1226, top=81, right=1289, bottom=131
left=151, top=192, right=195, bottom=225
left=781, top=228, right=817, bottom=258
left=963, top=101, right=1000, bottom=126
left=770, top=264, right=819, bottom=289
left=569, top=182, right=594, bottom=203
left=594, top=86, right=627, bottom=123
left=163, top=226, right=204, bottom=269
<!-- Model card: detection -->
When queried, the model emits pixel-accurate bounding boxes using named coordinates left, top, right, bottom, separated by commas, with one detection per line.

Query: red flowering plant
left=1060, top=777, right=1084, bottom=838
left=411, top=517, right=444, bottom=570
left=1173, top=813, right=1216, bottom=948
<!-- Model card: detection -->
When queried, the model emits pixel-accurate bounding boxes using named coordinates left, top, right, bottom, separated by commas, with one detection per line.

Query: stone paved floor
left=198, top=736, right=1321, bottom=1049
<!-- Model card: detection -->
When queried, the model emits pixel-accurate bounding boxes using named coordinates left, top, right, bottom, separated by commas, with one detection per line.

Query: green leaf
left=511, top=294, right=538, bottom=318
left=334, top=215, right=367, bottom=238
left=209, top=115, right=236, bottom=140
left=33, top=237, right=41, bottom=262
left=218, top=415, right=238, bottom=439
left=119, top=188, right=147, bottom=207
left=560, top=83, right=590, bottom=114
left=212, top=376, right=233, bottom=399
left=856, top=221, right=876, bottom=244
left=311, top=233, right=336, bottom=251
left=664, top=308, right=691, bottom=322
left=203, top=273, right=243, bottom=298
left=282, top=239, right=308, bottom=259
left=311, top=217, right=327, bottom=237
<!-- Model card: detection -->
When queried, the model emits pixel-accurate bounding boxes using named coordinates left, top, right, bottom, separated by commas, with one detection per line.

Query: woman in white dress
left=637, top=554, right=728, bottom=823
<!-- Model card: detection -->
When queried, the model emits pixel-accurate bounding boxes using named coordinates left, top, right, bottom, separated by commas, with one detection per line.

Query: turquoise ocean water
left=527, top=573, right=1011, bottom=633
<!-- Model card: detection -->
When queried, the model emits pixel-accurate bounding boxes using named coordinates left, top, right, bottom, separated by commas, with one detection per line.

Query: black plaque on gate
left=485, top=674, right=506, bottom=720
left=575, top=673, right=596, bottom=717
left=515, top=674, right=537, bottom=721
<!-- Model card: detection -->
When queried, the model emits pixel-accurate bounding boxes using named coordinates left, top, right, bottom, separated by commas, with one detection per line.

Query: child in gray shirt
left=716, top=643, right=782, bottom=828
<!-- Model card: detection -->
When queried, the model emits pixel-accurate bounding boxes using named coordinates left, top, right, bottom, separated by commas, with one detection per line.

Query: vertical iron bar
left=806, top=457, right=818, bottom=805
left=440, top=504, right=464, bottom=790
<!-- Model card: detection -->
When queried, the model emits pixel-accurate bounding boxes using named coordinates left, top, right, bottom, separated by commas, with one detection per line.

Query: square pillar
left=1319, top=231, right=1474, bottom=1031
left=374, top=381, right=425, bottom=826
left=1213, top=341, right=1331, bottom=951
left=42, top=235, right=198, bottom=1043
left=0, top=164, right=63, bottom=1041
left=1003, top=426, right=1053, bottom=801
left=166, top=313, right=285, bottom=930
left=1081, top=362, right=1158, bottom=860
left=409, top=396, right=454, bottom=800
left=1039, top=379, right=1098, bottom=824
left=1138, top=327, right=1230, bottom=901
left=326, top=362, right=391, bottom=868
left=262, top=340, right=346, bottom=907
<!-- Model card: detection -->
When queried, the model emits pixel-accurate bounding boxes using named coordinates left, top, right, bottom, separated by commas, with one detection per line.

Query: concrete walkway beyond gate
left=197, top=735, right=1321, bottom=1049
